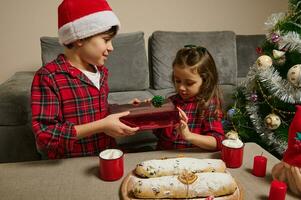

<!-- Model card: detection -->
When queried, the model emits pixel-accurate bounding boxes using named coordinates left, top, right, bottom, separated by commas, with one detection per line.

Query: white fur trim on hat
left=58, top=10, right=120, bottom=45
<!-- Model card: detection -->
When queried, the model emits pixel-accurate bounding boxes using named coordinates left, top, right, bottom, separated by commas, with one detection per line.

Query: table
left=0, top=143, right=299, bottom=200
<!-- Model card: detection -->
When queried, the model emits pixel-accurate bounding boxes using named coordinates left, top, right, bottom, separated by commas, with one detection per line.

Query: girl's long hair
left=172, top=46, right=222, bottom=116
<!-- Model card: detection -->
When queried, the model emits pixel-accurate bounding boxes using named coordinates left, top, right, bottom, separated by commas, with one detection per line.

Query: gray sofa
left=0, top=31, right=265, bottom=163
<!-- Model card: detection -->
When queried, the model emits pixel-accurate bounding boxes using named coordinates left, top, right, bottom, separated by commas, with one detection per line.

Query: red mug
left=221, top=140, right=244, bottom=168
left=99, top=149, right=124, bottom=181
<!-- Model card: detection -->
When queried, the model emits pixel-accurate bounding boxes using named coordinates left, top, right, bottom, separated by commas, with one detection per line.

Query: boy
left=31, top=0, right=138, bottom=159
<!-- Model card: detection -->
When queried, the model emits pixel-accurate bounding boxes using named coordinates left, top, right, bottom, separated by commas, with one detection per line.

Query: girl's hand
left=101, top=111, right=139, bottom=138
left=178, top=107, right=188, bottom=123
left=176, top=107, right=192, bottom=140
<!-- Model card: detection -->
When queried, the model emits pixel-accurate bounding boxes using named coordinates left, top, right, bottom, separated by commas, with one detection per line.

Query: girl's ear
left=74, top=40, right=84, bottom=47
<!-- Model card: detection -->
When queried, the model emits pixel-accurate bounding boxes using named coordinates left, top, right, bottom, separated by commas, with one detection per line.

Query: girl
left=154, top=45, right=225, bottom=151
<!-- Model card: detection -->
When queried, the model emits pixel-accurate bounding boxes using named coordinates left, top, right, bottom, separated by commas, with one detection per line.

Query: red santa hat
left=58, top=0, right=120, bottom=45
left=283, top=105, right=301, bottom=168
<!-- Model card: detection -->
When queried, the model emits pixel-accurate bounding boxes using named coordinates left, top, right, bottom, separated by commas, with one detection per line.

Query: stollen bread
left=135, top=158, right=226, bottom=178
left=129, top=172, right=237, bottom=199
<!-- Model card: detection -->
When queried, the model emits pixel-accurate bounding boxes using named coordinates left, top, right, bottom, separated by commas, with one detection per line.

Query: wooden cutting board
left=120, top=171, right=244, bottom=200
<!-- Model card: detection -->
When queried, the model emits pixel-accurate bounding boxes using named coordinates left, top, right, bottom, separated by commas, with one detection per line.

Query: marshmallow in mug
left=222, top=139, right=244, bottom=148
left=99, top=149, right=123, bottom=160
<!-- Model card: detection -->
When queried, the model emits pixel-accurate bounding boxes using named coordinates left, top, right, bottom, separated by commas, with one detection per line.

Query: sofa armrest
left=0, top=71, right=41, bottom=163
left=0, top=72, right=35, bottom=126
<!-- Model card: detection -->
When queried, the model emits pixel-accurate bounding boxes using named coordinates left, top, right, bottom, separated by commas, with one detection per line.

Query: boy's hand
left=129, top=98, right=152, bottom=105
left=102, top=111, right=139, bottom=138
left=129, top=98, right=141, bottom=105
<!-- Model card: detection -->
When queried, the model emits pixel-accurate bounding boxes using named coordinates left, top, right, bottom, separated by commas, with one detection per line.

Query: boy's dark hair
left=172, top=46, right=223, bottom=115
left=64, top=25, right=118, bottom=49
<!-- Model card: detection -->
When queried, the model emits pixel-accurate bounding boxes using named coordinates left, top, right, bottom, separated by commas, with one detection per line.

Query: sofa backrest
left=40, top=31, right=149, bottom=92
left=148, top=31, right=238, bottom=90
left=236, top=34, right=266, bottom=79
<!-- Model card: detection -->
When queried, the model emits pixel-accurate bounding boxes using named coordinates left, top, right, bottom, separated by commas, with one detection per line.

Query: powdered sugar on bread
left=130, top=172, right=237, bottom=198
left=135, top=158, right=226, bottom=178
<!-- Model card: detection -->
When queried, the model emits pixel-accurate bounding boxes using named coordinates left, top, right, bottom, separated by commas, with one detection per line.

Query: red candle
left=268, top=180, right=287, bottom=200
left=252, top=154, right=267, bottom=177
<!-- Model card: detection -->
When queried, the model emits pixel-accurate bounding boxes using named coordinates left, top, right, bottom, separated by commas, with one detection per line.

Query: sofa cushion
left=0, top=125, right=40, bottom=163
left=149, top=31, right=237, bottom=90
left=236, top=34, right=266, bottom=78
left=147, top=88, right=176, bottom=99
left=0, top=72, right=34, bottom=125
left=40, top=31, right=149, bottom=92
left=108, top=90, right=153, bottom=105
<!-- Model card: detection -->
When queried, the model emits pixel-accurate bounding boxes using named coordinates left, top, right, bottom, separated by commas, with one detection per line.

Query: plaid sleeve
left=31, top=71, right=77, bottom=158
left=202, top=99, right=225, bottom=151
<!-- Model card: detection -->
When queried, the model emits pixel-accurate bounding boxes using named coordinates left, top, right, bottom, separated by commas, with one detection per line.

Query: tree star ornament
left=256, top=55, right=273, bottom=69
left=264, top=113, right=281, bottom=130
left=287, top=64, right=301, bottom=88
left=151, top=95, right=165, bottom=107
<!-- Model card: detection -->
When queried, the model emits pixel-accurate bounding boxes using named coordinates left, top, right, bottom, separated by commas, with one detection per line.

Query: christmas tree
left=228, top=0, right=301, bottom=156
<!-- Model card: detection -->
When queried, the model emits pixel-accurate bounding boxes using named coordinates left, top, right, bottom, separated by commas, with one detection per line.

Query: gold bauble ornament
left=287, top=64, right=301, bottom=88
left=264, top=113, right=281, bottom=130
left=256, top=55, right=273, bottom=69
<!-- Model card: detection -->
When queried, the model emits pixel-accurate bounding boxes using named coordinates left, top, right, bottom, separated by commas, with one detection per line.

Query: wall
left=0, top=0, right=288, bottom=84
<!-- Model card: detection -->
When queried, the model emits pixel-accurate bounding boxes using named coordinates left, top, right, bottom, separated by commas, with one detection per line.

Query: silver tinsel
left=264, top=12, right=286, bottom=30
left=258, top=66, right=301, bottom=103
left=265, top=12, right=301, bottom=53
left=240, top=64, right=295, bottom=154
left=278, top=31, right=301, bottom=53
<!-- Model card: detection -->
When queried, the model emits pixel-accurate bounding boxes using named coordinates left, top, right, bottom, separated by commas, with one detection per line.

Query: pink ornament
left=250, top=93, right=258, bottom=102
left=271, top=33, right=280, bottom=43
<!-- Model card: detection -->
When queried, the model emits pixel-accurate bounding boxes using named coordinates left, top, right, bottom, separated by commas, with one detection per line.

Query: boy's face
left=77, top=33, right=114, bottom=66
left=173, top=65, right=203, bottom=100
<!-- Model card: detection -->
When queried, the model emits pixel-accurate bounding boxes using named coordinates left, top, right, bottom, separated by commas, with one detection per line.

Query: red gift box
left=109, top=100, right=180, bottom=130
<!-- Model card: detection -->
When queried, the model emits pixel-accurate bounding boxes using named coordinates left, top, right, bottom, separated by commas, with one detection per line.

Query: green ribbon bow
left=151, top=95, right=165, bottom=108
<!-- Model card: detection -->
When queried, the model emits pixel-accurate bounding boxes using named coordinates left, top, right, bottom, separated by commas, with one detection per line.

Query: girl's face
left=78, top=33, right=114, bottom=66
left=173, top=65, right=203, bottom=100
